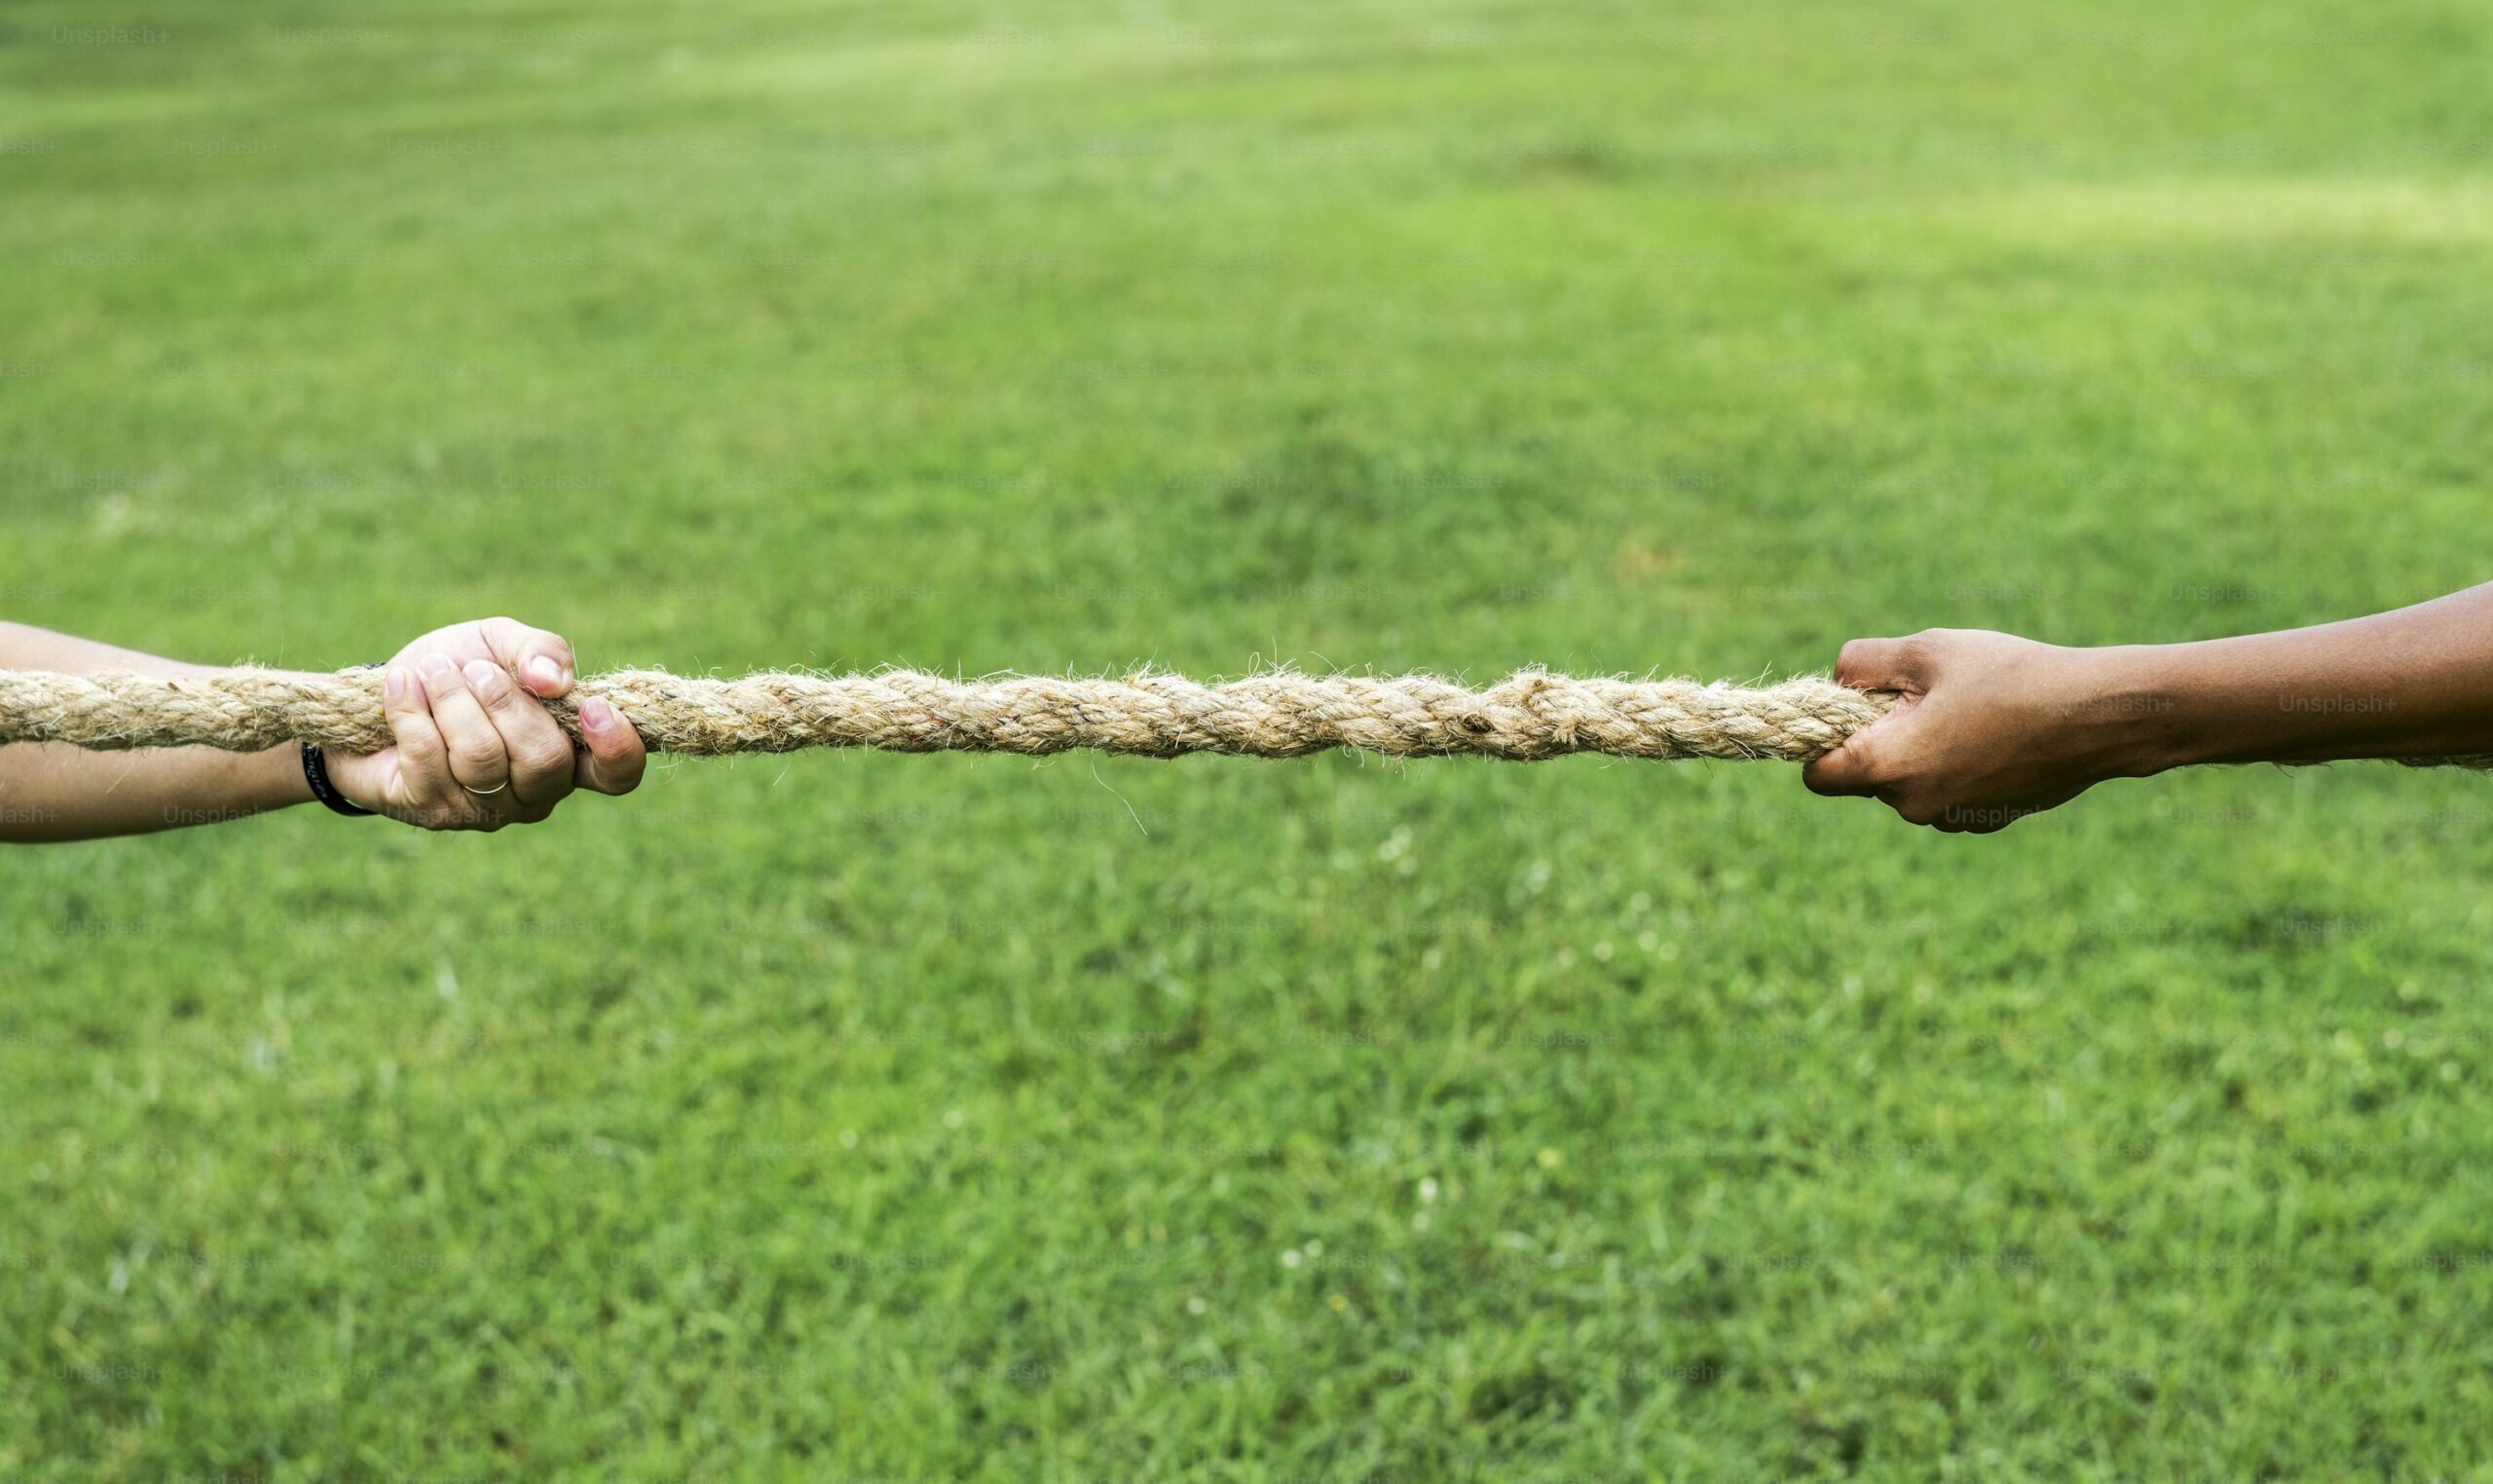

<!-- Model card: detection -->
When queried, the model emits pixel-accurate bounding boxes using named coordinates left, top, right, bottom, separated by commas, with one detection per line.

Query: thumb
left=1814, top=636, right=1944, bottom=802
left=1805, top=633, right=1933, bottom=797
left=1803, top=723, right=1895, bottom=798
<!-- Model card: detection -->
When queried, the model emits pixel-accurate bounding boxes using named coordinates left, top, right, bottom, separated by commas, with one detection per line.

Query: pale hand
left=323, top=616, right=646, bottom=832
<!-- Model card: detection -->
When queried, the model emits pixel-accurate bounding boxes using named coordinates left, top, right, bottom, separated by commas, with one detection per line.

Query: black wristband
left=302, top=742, right=376, bottom=817
left=301, top=661, right=383, bottom=817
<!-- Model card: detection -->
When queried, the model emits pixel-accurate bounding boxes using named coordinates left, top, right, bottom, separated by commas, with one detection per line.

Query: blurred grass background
left=6, top=0, right=2493, bottom=1477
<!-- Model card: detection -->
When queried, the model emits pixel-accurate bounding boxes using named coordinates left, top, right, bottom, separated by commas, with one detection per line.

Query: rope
left=0, top=667, right=1895, bottom=762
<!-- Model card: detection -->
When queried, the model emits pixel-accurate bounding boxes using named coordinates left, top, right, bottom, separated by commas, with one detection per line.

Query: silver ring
left=460, top=779, right=509, bottom=797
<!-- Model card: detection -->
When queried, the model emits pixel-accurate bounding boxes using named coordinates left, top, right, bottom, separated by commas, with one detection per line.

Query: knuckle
left=518, top=741, right=575, bottom=779
left=398, top=735, right=446, bottom=771
left=1803, top=748, right=1863, bottom=796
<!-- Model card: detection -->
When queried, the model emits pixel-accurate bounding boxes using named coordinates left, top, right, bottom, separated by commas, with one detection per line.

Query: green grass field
left=8, top=0, right=2493, bottom=1477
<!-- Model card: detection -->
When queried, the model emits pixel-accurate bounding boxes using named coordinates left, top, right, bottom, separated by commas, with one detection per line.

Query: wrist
left=303, top=662, right=387, bottom=817
left=2059, top=645, right=2199, bottom=779
left=305, top=744, right=379, bottom=816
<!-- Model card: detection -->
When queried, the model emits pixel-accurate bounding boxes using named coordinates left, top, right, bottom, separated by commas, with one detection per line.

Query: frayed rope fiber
left=0, top=667, right=1898, bottom=762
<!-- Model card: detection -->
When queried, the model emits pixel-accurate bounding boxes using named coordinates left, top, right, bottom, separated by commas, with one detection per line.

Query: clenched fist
left=1802, top=629, right=2176, bottom=834
left=324, top=616, right=646, bottom=832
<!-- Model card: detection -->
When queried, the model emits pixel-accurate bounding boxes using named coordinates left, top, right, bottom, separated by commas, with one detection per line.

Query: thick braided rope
left=0, top=667, right=1896, bottom=762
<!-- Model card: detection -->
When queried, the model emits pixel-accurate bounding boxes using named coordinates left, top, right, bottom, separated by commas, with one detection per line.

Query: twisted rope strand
left=0, top=667, right=1898, bottom=762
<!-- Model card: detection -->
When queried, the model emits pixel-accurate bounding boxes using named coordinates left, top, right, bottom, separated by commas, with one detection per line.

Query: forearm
left=2113, top=582, right=2493, bottom=769
left=1806, top=581, right=2493, bottom=834
left=0, top=622, right=313, bottom=842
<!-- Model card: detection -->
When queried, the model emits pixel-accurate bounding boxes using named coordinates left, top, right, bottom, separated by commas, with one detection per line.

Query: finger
left=1954, top=794, right=2075, bottom=835
left=1889, top=791, right=1946, bottom=829
left=463, top=659, right=577, bottom=807
left=380, top=663, right=452, bottom=811
left=417, top=651, right=511, bottom=798
left=573, top=697, right=648, bottom=797
left=1939, top=802, right=2010, bottom=835
left=1832, top=634, right=1934, bottom=691
left=1803, top=728, right=1891, bottom=798
left=478, top=615, right=577, bottom=698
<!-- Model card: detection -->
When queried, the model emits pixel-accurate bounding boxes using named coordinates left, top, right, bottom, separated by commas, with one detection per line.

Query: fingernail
left=417, top=653, right=454, bottom=680
left=527, top=655, right=566, bottom=691
left=464, top=660, right=508, bottom=695
left=580, top=697, right=612, bottom=731
left=384, top=666, right=408, bottom=701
